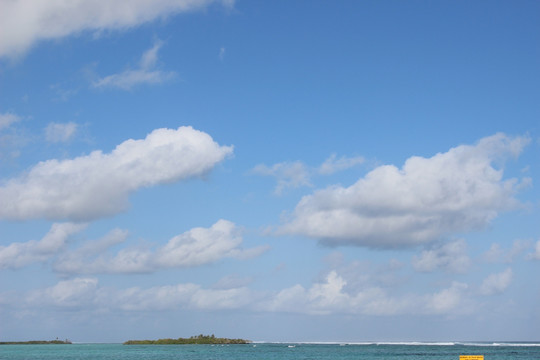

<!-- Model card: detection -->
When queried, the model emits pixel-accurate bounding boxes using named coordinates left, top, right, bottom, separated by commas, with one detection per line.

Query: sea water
left=1, top=342, right=539, bottom=360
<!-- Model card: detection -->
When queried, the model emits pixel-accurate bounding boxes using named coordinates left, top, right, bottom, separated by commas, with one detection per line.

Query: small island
left=0, top=339, right=72, bottom=345
left=124, top=334, right=251, bottom=345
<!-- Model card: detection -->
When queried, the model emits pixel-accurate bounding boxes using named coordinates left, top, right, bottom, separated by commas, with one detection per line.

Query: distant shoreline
left=0, top=340, right=72, bottom=345
left=124, top=335, right=251, bottom=345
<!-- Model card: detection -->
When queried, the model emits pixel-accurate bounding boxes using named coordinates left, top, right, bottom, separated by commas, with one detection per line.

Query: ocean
left=1, top=342, right=539, bottom=360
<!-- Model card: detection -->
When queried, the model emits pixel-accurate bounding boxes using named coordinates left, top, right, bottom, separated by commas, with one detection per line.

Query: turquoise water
left=1, top=343, right=539, bottom=360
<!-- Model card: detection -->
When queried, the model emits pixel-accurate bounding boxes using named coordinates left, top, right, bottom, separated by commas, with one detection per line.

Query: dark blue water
left=1, top=343, right=539, bottom=360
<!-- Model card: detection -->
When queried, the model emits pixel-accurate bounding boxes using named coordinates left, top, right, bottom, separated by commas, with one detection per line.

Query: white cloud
left=252, top=161, right=312, bottom=195
left=93, top=41, right=176, bottom=90
left=0, top=0, right=234, bottom=59
left=279, top=133, right=530, bottom=248
left=156, top=220, right=255, bottom=267
left=0, top=223, right=87, bottom=269
left=412, top=239, right=471, bottom=273
left=0, top=112, right=20, bottom=130
left=0, top=126, right=233, bottom=221
left=479, top=268, right=513, bottom=295
left=45, top=122, right=78, bottom=143
left=318, top=154, right=364, bottom=175
left=54, top=220, right=268, bottom=274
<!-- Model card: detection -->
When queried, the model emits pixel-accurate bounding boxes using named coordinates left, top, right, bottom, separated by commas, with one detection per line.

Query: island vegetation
left=124, top=334, right=251, bottom=345
left=0, top=339, right=71, bottom=345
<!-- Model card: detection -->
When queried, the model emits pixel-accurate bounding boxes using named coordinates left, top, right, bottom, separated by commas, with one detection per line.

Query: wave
left=257, top=341, right=540, bottom=347
left=371, top=342, right=540, bottom=347
left=456, top=342, right=540, bottom=347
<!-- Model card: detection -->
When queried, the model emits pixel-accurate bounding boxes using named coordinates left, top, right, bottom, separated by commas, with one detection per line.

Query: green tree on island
left=124, top=334, right=251, bottom=345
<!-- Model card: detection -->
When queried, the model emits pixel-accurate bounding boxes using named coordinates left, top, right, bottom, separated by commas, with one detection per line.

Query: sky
left=0, top=0, right=539, bottom=343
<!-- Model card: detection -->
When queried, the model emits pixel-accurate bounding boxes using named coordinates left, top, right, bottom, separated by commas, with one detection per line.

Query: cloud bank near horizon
left=1, top=270, right=476, bottom=317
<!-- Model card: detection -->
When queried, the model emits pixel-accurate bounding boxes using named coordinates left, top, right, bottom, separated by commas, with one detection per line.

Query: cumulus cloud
left=412, top=239, right=471, bottom=273
left=279, top=133, right=530, bottom=248
left=93, top=41, right=176, bottom=90
left=0, top=112, right=21, bottom=130
left=54, top=220, right=268, bottom=274
left=0, top=126, right=233, bottom=221
left=479, top=268, right=513, bottom=295
left=0, top=0, right=234, bottom=59
left=0, top=223, right=87, bottom=269
left=45, top=122, right=78, bottom=143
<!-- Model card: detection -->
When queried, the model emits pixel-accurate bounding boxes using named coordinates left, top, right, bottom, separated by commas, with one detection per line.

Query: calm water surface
left=1, top=343, right=539, bottom=360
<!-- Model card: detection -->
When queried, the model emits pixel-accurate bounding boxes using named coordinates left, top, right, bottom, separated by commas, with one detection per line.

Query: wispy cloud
left=0, top=0, right=235, bottom=59
left=0, top=112, right=26, bottom=161
left=45, top=122, right=78, bottom=143
left=0, top=112, right=21, bottom=131
left=483, top=239, right=531, bottom=263
left=50, top=83, right=78, bottom=102
left=318, top=154, right=364, bottom=175
left=253, top=154, right=363, bottom=195
left=219, top=47, right=226, bottom=61
left=527, top=240, right=540, bottom=261
left=93, top=41, right=176, bottom=90
left=252, top=161, right=312, bottom=195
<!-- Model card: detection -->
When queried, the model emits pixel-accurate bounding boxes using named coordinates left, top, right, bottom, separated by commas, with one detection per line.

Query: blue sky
left=0, top=0, right=539, bottom=343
